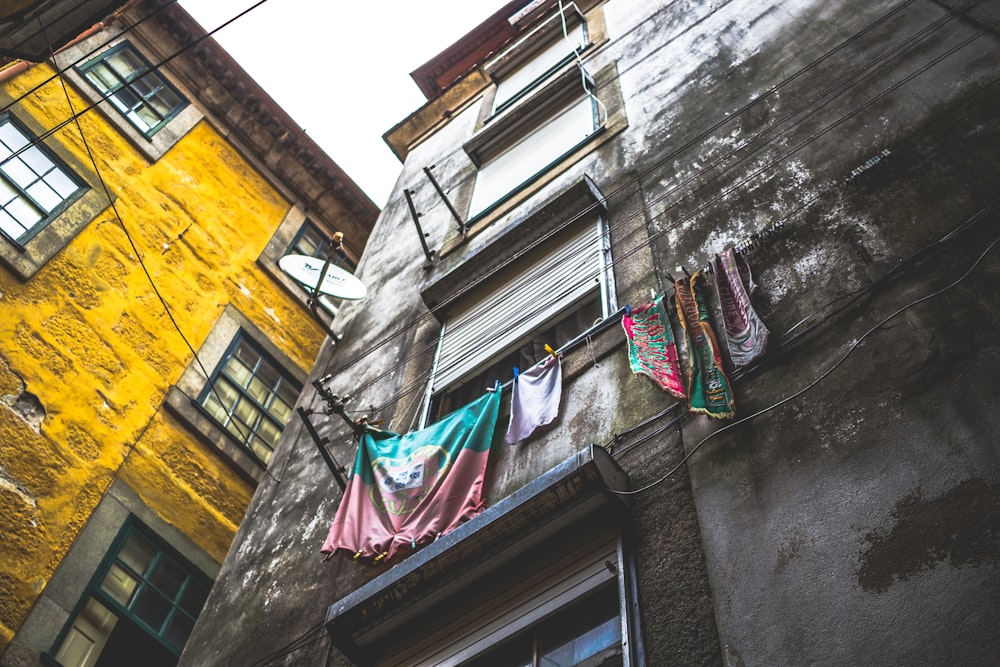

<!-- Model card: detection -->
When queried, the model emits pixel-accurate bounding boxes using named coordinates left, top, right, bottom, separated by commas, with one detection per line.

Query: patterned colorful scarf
left=712, top=248, right=769, bottom=368
left=622, top=293, right=685, bottom=399
left=675, top=271, right=735, bottom=419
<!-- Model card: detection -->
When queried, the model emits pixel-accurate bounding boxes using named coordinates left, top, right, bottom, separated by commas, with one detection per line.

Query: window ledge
left=324, top=444, right=630, bottom=665
left=163, top=386, right=266, bottom=485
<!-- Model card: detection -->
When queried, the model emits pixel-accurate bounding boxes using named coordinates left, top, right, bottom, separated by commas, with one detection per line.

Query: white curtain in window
left=469, top=95, right=595, bottom=217
left=493, top=21, right=586, bottom=111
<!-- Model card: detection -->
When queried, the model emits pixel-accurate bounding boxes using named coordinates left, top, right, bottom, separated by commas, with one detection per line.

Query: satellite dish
left=279, top=254, right=367, bottom=300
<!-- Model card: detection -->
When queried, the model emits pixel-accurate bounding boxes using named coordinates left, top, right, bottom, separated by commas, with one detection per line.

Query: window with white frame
left=0, top=113, right=85, bottom=245
left=426, top=213, right=614, bottom=422
left=78, top=42, right=188, bottom=139
left=49, top=519, right=211, bottom=667
left=464, top=2, right=605, bottom=223
left=387, top=528, right=632, bottom=666
left=468, top=90, right=599, bottom=220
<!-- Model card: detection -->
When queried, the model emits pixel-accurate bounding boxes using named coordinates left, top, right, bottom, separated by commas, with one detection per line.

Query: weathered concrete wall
left=0, top=60, right=326, bottom=658
left=181, top=0, right=1000, bottom=665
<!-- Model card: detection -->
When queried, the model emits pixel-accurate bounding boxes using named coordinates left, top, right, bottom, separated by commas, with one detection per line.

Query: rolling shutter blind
left=433, top=219, right=602, bottom=391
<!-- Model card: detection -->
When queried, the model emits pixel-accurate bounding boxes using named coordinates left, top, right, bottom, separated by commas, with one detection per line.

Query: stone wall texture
left=0, top=60, right=326, bottom=657
left=181, top=1, right=1000, bottom=666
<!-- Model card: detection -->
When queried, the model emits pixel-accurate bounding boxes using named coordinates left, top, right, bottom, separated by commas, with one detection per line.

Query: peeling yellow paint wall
left=0, top=65, right=325, bottom=649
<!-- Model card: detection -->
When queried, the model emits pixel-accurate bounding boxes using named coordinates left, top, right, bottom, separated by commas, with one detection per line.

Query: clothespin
left=681, top=266, right=692, bottom=279
left=374, top=552, right=387, bottom=563
left=624, top=304, right=631, bottom=316
left=544, top=344, right=559, bottom=359
left=650, top=288, right=657, bottom=300
left=411, top=537, right=416, bottom=550
left=352, top=550, right=362, bottom=561
left=494, top=379, right=501, bottom=392
left=513, top=367, right=520, bottom=384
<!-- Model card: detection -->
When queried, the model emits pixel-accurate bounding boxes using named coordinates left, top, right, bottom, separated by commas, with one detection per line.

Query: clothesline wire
left=0, top=0, right=274, bottom=169
left=0, top=0, right=181, bottom=117
left=414, top=0, right=963, bottom=231
left=607, top=230, right=1000, bottom=496
left=336, top=43, right=998, bottom=425
left=604, top=195, right=1000, bottom=459
left=321, top=7, right=983, bottom=398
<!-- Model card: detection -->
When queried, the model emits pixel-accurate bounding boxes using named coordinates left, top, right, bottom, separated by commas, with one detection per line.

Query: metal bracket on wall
left=404, top=187, right=437, bottom=267
left=296, top=406, right=348, bottom=491
left=423, top=166, right=466, bottom=236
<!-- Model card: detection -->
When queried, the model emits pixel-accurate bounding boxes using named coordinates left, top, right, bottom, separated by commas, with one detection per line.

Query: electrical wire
left=321, top=0, right=984, bottom=392
left=608, top=231, right=1000, bottom=496
left=43, top=4, right=283, bottom=480
left=0, top=0, right=182, bottom=116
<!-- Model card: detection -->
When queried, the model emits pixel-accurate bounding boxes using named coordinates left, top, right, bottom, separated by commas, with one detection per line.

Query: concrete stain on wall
left=857, top=478, right=1000, bottom=593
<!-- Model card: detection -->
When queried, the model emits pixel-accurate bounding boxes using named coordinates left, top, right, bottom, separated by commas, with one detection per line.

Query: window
left=426, top=214, right=614, bottom=422
left=0, top=113, right=85, bottom=245
left=488, top=2, right=590, bottom=114
left=468, top=90, right=599, bottom=220
left=78, top=42, right=188, bottom=139
left=49, top=520, right=211, bottom=667
left=463, top=583, right=622, bottom=667
left=323, top=446, right=640, bottom=665
left=198, top=333, right=301, bottom=465
left=284, top=219, right=356, bottom=315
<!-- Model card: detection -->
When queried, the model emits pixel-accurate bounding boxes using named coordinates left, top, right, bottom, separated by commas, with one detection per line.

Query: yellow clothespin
left=544, top=344, right=558, bottom=359
left=374, top=552, right=387, bottom=563
left=352, top=550, right=362, bottom=561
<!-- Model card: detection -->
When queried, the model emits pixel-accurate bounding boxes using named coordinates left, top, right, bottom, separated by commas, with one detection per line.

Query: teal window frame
left=45, top=518, right=212, bottom=664
left=197, top=332, right=302, bottom=465
left=0, top=112, right=86, bottom=246
left=77, top=42, right=188, bottom=139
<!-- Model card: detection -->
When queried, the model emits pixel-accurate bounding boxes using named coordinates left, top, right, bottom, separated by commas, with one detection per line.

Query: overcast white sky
left=178, top=1, right=497, bottom=208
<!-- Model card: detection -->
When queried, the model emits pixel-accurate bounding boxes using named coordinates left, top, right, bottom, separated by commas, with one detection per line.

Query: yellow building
left=0, top=2, right=377, bottom=665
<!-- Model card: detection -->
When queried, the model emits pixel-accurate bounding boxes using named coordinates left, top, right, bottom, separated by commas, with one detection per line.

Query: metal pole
left=403, top=188, right=435, bottom=264
left=296, top=407, right=347, bottom=491
left=423, top=166, right=466, bottom=235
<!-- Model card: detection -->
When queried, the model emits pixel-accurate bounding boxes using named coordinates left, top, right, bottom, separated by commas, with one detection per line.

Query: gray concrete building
left=181, top=0, right=1000, bottom=665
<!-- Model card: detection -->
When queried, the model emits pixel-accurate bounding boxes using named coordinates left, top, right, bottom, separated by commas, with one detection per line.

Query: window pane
left=84, top=64, right=120, bottom=92
left=246, top=376, right=272, bottom=404
left=232, top=397, right=260, bottom=427
left=2, top=157, right=36, bottom=187
left=118, top=535, right=156, bottom=576
left=100, top=563, right=140, bottom=606
left=251, top=439, right=274, bottom=465
left=255, top=418, right=281, bottom=448
left=107, top=49, right=145, bottom=78
left=0, top=122, right=28, bottom=151
left=269, top=397, right=292, bottom=425
left=0, top=209, right=24, bottom=240
left=149, top=559, right=186, bottom=600
left=234, top=342, right=260, bottom=370
left=179, top=580, right=209, bottom=616
left=48, top=169, right=80, bottom=198
left=53, top=597, right=119, bottom=667
left=4, top=196, right=41, bottom=229
left=165, top=613, right=194, bottom=650
left=224, top=357, right=252, bottom=389
left=132, top=587, right=171, bottom=632
left=134, top=104, right=160, bottom=131
left=470, top=95, right=595, bottom=217
left=21, top=145, right=54, bottom=174
left=27, top=181, right=62, bottom=212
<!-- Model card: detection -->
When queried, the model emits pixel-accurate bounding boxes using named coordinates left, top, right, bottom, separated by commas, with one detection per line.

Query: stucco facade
left=0, top=1, right=377, bottom=665
left=182, top=1, right=999, bottom=665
